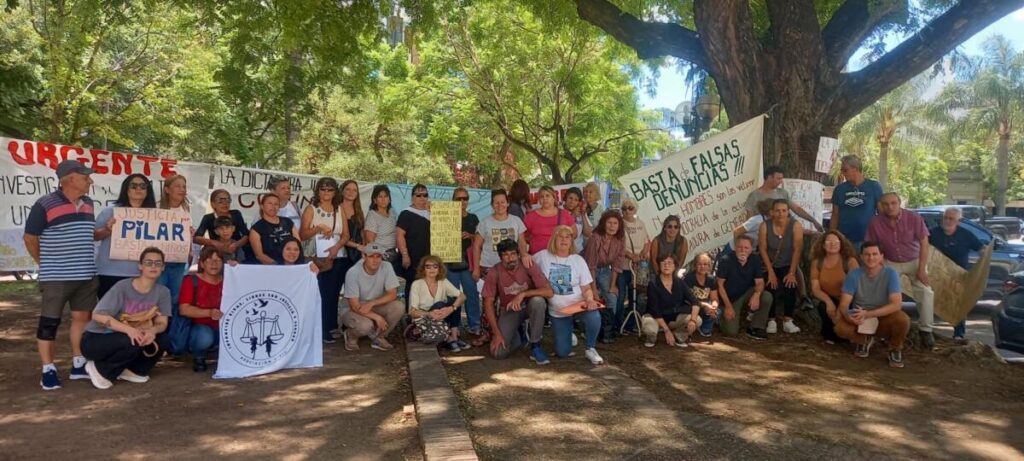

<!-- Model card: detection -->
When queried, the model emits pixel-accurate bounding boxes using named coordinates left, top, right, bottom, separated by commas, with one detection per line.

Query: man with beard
left=482, top=239, right=554, bottom=363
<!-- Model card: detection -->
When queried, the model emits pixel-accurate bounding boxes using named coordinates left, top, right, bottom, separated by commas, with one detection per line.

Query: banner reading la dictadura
left=619, top=116, right=765, bottom=264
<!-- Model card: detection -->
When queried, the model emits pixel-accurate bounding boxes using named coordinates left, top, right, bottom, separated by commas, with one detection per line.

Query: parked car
left=919, top=204, right=1024, bottom=240
left=994, top=277, right=1024, bottom=354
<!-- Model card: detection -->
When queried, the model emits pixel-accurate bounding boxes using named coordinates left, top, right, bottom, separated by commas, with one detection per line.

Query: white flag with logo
left=214, top=264, right=323, bottom=379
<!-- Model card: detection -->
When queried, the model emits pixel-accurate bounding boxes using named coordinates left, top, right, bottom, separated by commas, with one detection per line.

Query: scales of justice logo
left=222, top=290, right=301, bottom=368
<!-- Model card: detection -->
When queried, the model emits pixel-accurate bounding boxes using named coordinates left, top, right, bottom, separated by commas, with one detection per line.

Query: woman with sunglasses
left=300, top=177, right=351, bottom=344
left=93, top=174, right=157, bottom=299
left=397, top=183, right=432, bottom=302
left=649, top=215, right=688, bottom=273
left=409, top=255, right=468, bottom=351
left=619, top=198, right=651, bottom=332
left=447, top=188, right=481, bottom=337
left=194, top=189, right=253, bottom=263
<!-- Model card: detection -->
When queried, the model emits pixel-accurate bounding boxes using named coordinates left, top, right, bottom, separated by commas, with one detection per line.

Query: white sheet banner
left=0, top=137, right=211, bottom=271
left=215, top=264, right=322, bottom=379
left=619, top=116, right=765, bottom=264
left=783, top=179, right=825, bottom=231
left=212, top=166, right=326, bottom=225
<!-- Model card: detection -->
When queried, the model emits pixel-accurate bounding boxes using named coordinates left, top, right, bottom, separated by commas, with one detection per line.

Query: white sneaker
left=643, top=337, right=655, bottom=348
left=782, top=319, right=801, bottom=334
left=117, top=368, right=150, bottom=383
left=85, top=361, right=112, bottom=390
left=766, top=319, right=778, bottom=334
left=584, top=348, right=604, bottom=365
left=673, top=339, right=689, bottom=348
left=571, top=333, right=578, bottom=347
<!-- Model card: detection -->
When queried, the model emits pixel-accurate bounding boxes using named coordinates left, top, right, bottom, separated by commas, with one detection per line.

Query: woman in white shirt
left=409, top=255, right=467, bottom=352
left=534, top=225, right=604, bottom=365
left=299, top=177, right=350, bottom=344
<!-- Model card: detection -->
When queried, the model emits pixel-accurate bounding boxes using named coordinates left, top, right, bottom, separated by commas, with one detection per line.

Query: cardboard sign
left=783, top=179, right=825, bottom=231
left=430, top=201, right=463, bottom=263
left=906, top=245, right=992, bottom=325
left=816, top=137, right=840, bottom=174
left=109, top=207, right=193, bottom=263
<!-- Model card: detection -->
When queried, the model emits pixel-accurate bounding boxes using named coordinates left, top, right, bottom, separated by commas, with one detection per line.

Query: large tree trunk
left=995, top=128, right=1010, bottom=215
left=878, top=141, right=890, bottom=191
left=283, top=49, right=303, bottom=170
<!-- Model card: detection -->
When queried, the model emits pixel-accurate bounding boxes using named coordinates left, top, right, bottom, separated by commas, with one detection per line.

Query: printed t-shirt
left=86, top=278, right=172, bottom=334
left=476, top=214, right=526, bottom=269
left=250, top=217, right=296, bottom=263
left=533, top=250, right=592, bottom=317
left=832, top=179, right=883, bottom=242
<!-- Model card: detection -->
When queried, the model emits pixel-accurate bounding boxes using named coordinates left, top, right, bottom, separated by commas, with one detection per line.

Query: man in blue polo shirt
left=929, top=207, right=983, bottom=343
left=24, top=160, right=99, bottom=390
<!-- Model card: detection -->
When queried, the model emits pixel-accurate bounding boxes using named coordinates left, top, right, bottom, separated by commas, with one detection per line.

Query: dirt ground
left=0, top=282, right=421, bottom=461
left=443, top=319, right=1024, bottom=460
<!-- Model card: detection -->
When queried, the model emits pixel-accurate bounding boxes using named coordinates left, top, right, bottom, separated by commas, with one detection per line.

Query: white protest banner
left=212, top=166, right=323, bottom=225
left=0, top=137, right=211, bottom=271
left=215, top=264, right=322, bottom=379
left=619, top=116, right=765, bottom=264
left=783, top=179, right=825, bottom=231
left=816, top=137, right=840, bottom=174
left=109, top=207, right=193, bottom=263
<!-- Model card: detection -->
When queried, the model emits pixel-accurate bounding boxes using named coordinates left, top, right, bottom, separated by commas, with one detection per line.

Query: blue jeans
left=595, top=267, right=620, bottom=337
left=189, top=324, right=218, bottom=360
left=446, top=269, right=481, bottom=331
left=551, top=310, right=600, bottom=358
left=954, top=320, right=966, bottom=338
left=698, top=308, right=719, bottom=335
left=158, top=262, right=188, bottom=314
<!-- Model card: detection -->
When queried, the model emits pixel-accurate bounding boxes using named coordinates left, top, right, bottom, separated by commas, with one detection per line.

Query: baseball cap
left=364, top=242, right=387, bottom=256
left=56, top=160, right=95, bottom=179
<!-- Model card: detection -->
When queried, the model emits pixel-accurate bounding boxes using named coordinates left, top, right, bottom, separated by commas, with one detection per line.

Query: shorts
left=39, top=277, right=99, bottom=318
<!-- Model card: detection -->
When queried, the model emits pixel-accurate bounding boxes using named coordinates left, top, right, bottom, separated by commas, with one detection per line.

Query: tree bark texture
left=575, top=0, right=1024, bottom=179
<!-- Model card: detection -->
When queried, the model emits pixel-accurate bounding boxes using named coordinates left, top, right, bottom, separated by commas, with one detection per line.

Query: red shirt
left=523, top=208, right=575, bottom=254
left=180, top=274, right=224, bottom=328
left=865, top=209, right=929, bottom=263
left=482, top=262, right=550, bottom=310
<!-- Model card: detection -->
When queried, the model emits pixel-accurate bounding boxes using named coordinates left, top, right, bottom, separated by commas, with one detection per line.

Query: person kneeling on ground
left=81, top=247, right=172, bottom=389
left=409, top=255, right=468, bottom=352
left=642, top=254, right=714, bottom=348
left=834, top=242, right=911, bottom=368
left=716, top=235, right=773, bottom=339
left=180, top=246, right=225, bottom=373
left=482, top=239, right=554, bottom=363
left=342, top=243, right=405, bottom=351
left=534, top=225, right=604, bottom=365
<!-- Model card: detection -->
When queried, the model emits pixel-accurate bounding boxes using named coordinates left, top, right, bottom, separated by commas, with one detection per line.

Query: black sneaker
left=323, top=337, right=337, bottom=345
left=193, top=357, right=208, bottom=372
left=41, top=368, right=61, bottom=390
left=888, top=350, right=904, bottom=368
left=855, top=336, right=875, bottom=358
left=745, top=328, right=767, bottom=340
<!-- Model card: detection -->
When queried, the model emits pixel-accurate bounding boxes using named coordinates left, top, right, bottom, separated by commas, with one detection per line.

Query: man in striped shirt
left=24, top=160, right=99, bottom=390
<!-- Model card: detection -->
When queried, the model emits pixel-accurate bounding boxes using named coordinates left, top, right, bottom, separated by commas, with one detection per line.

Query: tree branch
left=836, top=0, right=1024, bottom=124
left=821, top=0, right=904, bottom=72
left=573, top=0, right=709, bottom=68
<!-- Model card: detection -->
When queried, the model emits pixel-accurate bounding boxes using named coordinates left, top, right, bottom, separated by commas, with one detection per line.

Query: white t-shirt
left=534, top=250, right=593, bottom=318
left=409, top=278, right=462, bottom=312
left=741, top=215, right=765, bottom=247
left=278, top=201, right=301, bottom=222
left=365, top=209, right=398, bottom=249
left=476, top=214, right=526, bottom=268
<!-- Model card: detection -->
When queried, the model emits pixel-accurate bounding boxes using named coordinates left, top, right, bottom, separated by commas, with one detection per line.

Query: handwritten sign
left=619, top=116, right=765, bottom=264
left=907, top=245, right=992, bottom=326
left=783, top=179, right=824, bottom=231
left=816, top=137, right=840, bottom=174
left=430, top=201, right=463, bottom=263
left=110, top=207, right=193, bottom=263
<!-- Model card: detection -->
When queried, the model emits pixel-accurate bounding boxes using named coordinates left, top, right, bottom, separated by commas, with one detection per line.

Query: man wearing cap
left=481, top=239, right=554, bottom=363
left=341, top=242, right=406, bottom=351
left=24, top=160, right=99, bottom=390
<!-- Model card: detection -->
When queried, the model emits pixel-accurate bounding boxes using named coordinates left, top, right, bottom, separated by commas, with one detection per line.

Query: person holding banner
left=929, top=207, right=983, bottom=343
left=156, top=175, right=191, bottom=312
left=364, top=185, right=400, bottom=272
left=809, top=231, right=860, bottom=345
left=641, top=254, right=713, bottom=348
left=194, top=189, right=252, bottom=263
left=758, top=199, right=804, bottom=335
left=24, top=159, right=99, bottom=390
left=507, top=179, right=531, bottom=220
left=397, top=183, right=432, bottom=303
left=269, top=177, right=301, bottom=223
left=446, top=188, right=481, bottom=336
left=179, top=246, right=224, bottom=373
left=409, top=255, right=468, bottom=351
left=561, top=187, right=593, bottom=253
left=94, top=174, right=157, bottom=299
left=583, top=210, right=625, bottom=343
left=649, top=215, right=688, bottom=272
left=342, top=243, right=405, bottom=352
left=522, top=186, right=576, bottom=265
left=81, top=247, right=172, bottom=389
left=716, top=235, right=773, bottom=340
left=250, top=193, right=300, bottom=265
left=300, top=177, right=351, bottom=344
left=534, top=225, right=604, bottom=365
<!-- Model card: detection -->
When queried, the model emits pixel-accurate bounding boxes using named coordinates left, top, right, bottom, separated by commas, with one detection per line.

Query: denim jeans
left=594, top=267, right=620, bottom=338
left=189, top=324, right=219, bottom=360
left=447, top=269, right=481, bottom=332
left=551, top=310, right=600, bottom=358
left=318, top=257, right=352, bottom=339
left=698, top=308, right=719, bottom=335
left=953, top=320, right=966, bottom=338
left=158, top=262, right=188, bottom=315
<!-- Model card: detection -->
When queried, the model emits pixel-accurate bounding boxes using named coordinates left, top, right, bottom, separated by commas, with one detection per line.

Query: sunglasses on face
left=320, top=187, right=336, bottom=192
left=454, top=197, right=469, bottom=202
left=141, top=260, right=164, bottom=268
left=414, top=193, right=429, bottom=198
left=129, top=182, right=148, bottom=190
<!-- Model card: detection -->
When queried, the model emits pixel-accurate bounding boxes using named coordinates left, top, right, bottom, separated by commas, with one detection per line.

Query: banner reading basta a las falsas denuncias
left=619, top=116, right=765, bottom=265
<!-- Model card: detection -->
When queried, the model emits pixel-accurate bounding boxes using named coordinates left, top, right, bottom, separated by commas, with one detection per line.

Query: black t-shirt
left=683, top=272, right=718, bottom=303
left=397, top=210, right=431, bottom=267
left=250, top=217, right=295, bottom=264
left=195, top=210, right=254, bottom=261
left=716, top=252, right=763, bottom=301
left=646, top=276, right=700, bottom=320
left=448, top=213, right=480, bottom=271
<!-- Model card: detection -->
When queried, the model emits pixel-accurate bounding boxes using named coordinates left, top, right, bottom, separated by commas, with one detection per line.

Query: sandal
left=470, top=330, right=491, bottom=347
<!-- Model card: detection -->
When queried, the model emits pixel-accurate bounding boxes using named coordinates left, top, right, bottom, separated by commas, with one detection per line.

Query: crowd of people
left=25, top=154, right=972, bottom=390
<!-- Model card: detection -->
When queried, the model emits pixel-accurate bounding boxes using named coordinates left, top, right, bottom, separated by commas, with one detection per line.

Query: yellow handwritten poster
left=430, top=201, right=463, bottom=263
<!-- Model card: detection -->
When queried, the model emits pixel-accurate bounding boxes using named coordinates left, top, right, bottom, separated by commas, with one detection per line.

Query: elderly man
left=341, top=243, right=406, bottom=352
left=831, top=155, right=884, bottom=246
left=716, top=235, right=774, bottom=339
left=745, top=165, right=823, bottom=231
left=865, top=193, right=935, bottom=349
left=24, top=160, right=99, bottom=390
left=481, top=239, right=554, bottom=363
left=929, top=207, right=983, bottom=343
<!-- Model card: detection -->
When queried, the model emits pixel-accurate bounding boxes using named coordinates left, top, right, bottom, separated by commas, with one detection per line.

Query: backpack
left=166, top=275, right=198, bottom=356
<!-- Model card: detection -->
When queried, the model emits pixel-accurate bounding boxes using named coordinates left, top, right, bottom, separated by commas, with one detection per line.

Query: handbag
left=311, top=209, right=338, bottom=271
left=121, top=306, right=162, bottom=358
